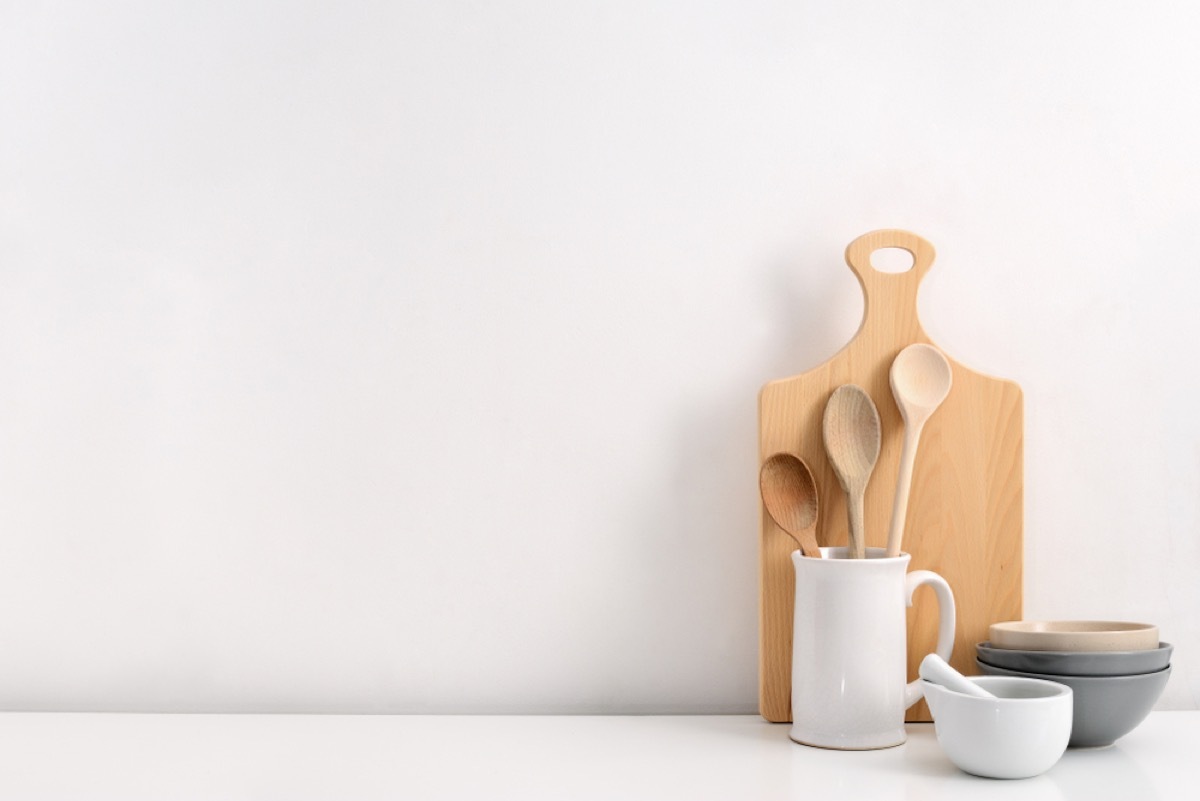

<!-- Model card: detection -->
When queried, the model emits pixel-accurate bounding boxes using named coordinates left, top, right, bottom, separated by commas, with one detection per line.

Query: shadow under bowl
left=975, top=659, right=1171, bottom=748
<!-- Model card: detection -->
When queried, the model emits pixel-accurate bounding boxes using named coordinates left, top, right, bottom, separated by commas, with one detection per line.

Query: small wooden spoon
left=886, top=344, right=953, bottom=557
left=822, top=385, right=881, bottom=559
left=759, top=453, right=821, bottom=558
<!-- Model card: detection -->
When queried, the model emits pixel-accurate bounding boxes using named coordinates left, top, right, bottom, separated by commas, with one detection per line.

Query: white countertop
left=0, top=711, right=1193, bottom=799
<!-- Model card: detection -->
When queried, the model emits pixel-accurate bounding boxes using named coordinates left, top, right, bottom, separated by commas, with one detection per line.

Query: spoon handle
left=847, top=490, right=866, bottom=559
left=886, top=423, right=923, bottom=557
left=797, top=526, right=822, bottom=559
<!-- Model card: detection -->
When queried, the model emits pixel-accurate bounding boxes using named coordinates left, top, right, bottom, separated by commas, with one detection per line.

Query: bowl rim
left=989, top=620, right=1156, bottom=635
left=975, top=658, right=1173, bottom=683
left=988, top=620, right=1159, bottom=651
left=921, top=675, right=1072, bottom=702
left=976, top=640, right=1173, bottom=658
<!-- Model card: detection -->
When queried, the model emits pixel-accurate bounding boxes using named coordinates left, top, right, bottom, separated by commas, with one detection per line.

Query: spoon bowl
left=759, top=453, right=821, bottom=558
left=822, top=385, right=881, bottom=559
left=891, top=344, right=953, bottom=416
left=886, top=344, right=953, bottom=557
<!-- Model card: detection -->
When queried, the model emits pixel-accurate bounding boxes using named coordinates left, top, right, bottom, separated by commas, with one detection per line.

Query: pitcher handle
left=902, top=570, right=956, bottom=709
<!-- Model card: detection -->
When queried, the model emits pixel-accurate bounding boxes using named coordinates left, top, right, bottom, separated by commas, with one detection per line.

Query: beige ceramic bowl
left=989, top=621, right=1158, bottom=652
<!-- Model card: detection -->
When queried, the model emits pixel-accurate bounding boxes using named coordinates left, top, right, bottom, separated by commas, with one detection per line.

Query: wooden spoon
left=759, top=453, right=821, bottom=558
left=886, top=344, right=953, bottom=557
left=822, top=385, right=881, bottom=559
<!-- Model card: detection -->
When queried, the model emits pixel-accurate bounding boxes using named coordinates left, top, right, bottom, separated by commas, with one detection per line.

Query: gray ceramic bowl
left=976, top=641, right=1173, bottom=677
left=976, top=659, right=1171, bottom=748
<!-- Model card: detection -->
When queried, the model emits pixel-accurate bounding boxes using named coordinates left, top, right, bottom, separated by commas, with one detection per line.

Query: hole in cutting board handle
left=869, top=247, right=916, bottom=273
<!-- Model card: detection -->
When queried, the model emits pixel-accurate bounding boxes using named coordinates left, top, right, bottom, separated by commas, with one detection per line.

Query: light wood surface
left=885, top=344, right=953, bottom=557
left=821, top=385, right=881, bottom=560
left=758, top=230, right=1023, bottom=724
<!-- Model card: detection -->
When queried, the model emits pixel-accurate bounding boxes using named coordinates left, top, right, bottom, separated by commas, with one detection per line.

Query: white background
left=1, top=1, right=1197, bottom=712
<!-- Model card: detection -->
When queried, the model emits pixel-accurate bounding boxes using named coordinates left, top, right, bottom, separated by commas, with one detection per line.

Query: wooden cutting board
left=758, top=230, right=1023, bottom=723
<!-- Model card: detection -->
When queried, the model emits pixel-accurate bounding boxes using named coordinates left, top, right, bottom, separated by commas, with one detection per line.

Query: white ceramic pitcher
left=790, top=546, right=955, bottom=750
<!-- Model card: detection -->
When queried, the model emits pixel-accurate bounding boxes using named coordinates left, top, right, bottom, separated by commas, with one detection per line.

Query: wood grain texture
left=759, top=454, right=821, bottom=558
left=758, top=230, right=1023, bottom=724
left=821, top=385, right=881, bottom=560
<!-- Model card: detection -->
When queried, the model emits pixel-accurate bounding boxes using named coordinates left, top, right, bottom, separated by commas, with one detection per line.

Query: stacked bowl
left=975, top=621, right=1171, bottom=748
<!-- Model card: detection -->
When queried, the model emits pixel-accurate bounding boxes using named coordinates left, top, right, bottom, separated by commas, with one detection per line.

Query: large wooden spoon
left=759, top=453, right=821, bottom=558
left=886, top=344, right=953, bottom=557
left=822, top=385, right=881, bottom=559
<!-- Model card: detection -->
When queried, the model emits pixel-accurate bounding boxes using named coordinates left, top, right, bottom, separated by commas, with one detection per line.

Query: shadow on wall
left=567, top=241, right=862, bottom=713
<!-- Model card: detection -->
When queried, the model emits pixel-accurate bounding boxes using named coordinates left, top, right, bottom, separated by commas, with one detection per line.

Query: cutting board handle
left=843, top=229, right=936, bottom=341
left=844, top=229, right=936, bottom=285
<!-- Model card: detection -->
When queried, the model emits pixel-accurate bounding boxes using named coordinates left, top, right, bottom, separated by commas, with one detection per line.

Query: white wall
left=1, top=0, right=1196, bottom=712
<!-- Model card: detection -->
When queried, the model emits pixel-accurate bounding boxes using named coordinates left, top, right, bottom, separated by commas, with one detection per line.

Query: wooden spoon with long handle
left=822, top=385, right=881, bottom=559
left=886, top=344, right=953, bottom=557
left=759, top=453, right=821, bottom=558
